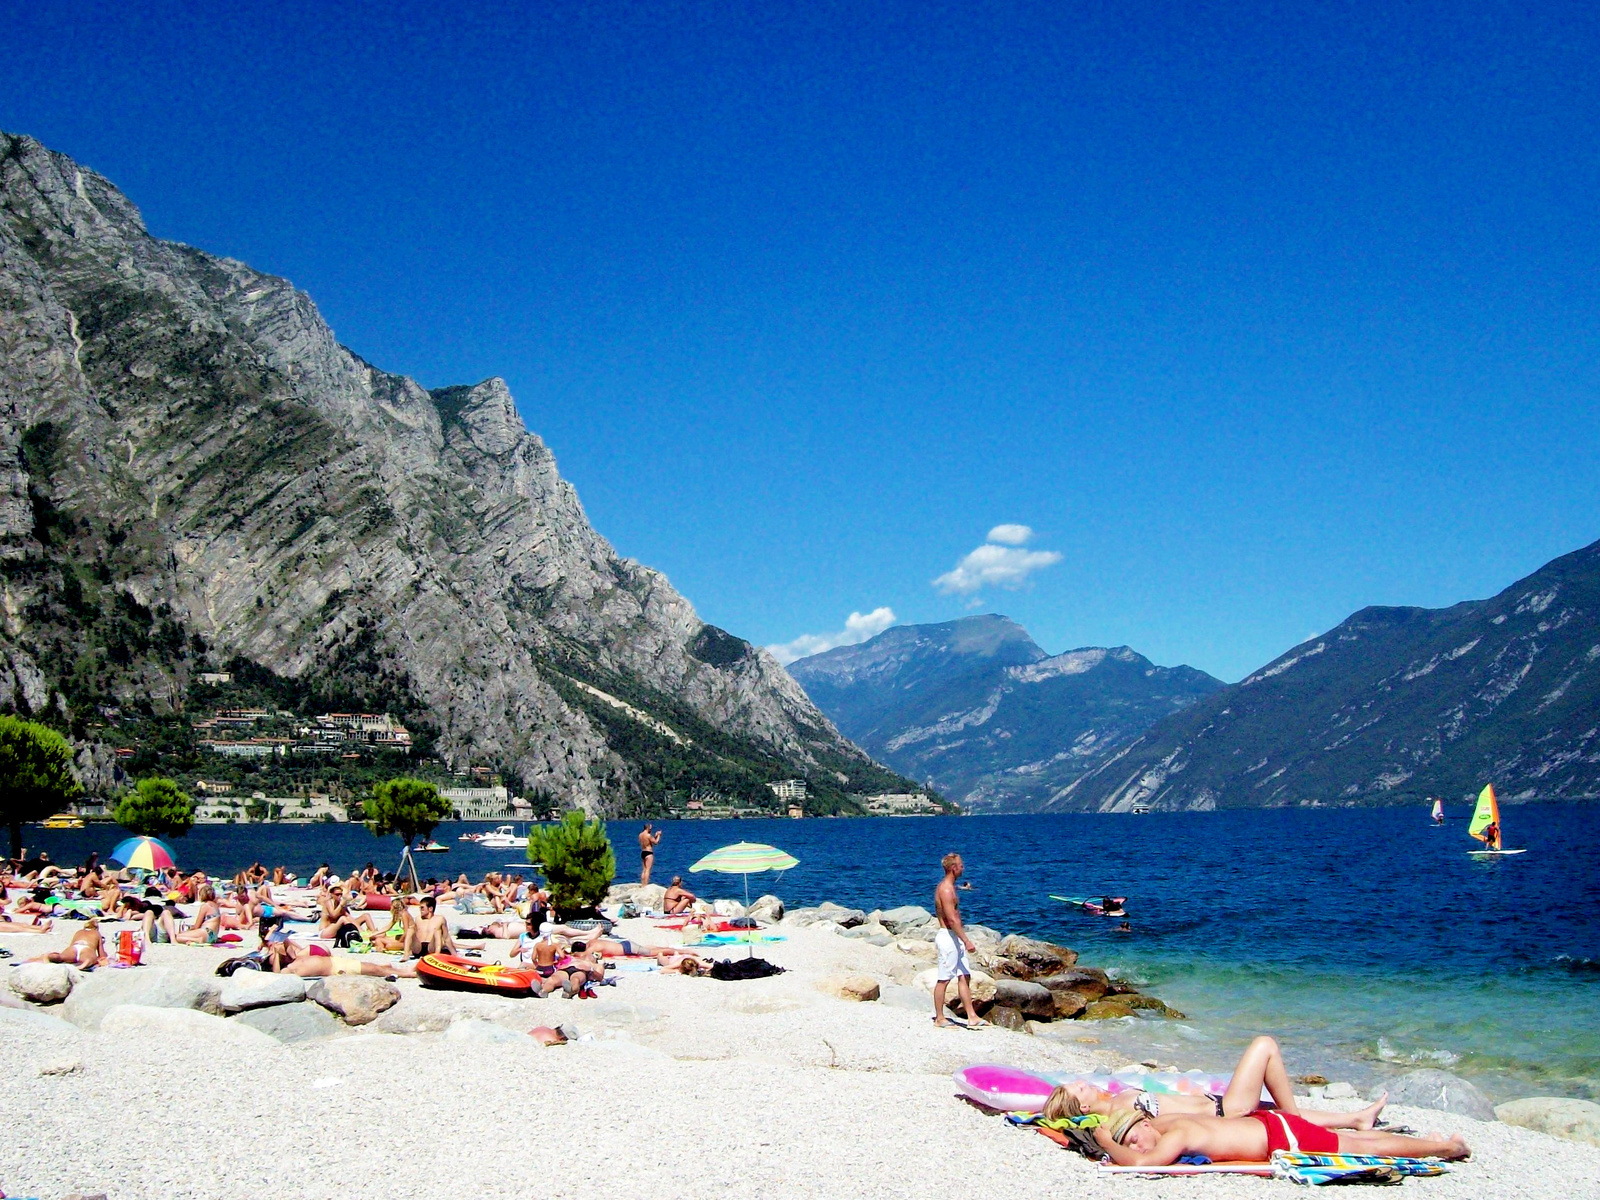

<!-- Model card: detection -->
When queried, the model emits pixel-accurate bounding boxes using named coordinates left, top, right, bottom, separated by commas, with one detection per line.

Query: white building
left=441, top=784, right=516, bottom=820
left=767, top=779, right=807, bottom=802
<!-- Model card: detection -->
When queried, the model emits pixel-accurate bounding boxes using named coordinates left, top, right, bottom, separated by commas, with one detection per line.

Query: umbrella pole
left=744, top=871, right=753, bottom=959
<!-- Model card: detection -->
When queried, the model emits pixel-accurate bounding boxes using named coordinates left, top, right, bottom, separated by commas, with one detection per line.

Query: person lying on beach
left=262, top=931, right=416, bottom=979
left=13, top=886, right=58, bottom=917
left=28, top=918, right=105, bottom=969
left=403, top=896, right=456, bottom=958
left=662, top=877, right=697, bottom=915
left=1045, top=1036, right=1388, bottom=1131
left=456, top=917, right=527, bottom=940
left=0, top=913, right=53, bottom=933
left=1091, top=1107, right=1468, bottom=1167
left=581, top=934, right=710, bottom=973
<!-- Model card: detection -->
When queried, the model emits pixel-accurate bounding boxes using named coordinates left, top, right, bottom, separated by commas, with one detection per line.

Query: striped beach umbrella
left=109, top=836, right=177, bottom=871
left=690, top=842, right=799, bottom=956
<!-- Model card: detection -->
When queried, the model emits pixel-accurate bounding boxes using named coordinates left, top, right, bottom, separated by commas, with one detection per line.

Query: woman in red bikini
left=1093, top=1107, right=1469, bottom=1167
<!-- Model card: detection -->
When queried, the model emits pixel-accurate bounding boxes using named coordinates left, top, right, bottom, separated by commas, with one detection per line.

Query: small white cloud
left=933, top=528, right=1061, bottom=595
left=768, top=607, right=897, bottom=665
left=986, top=523, right=1033, bottom=546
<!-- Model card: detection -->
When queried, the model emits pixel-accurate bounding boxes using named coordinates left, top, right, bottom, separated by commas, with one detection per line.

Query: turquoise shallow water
left=24, top=801, right=1599, bottom=1100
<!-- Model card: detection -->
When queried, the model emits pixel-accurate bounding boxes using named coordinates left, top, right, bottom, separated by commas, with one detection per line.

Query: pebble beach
left=4, top=886, right=1598, bottom=1200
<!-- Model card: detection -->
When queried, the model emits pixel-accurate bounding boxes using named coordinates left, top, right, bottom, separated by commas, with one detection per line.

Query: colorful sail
left=1468, top=784, right=1500, bottom=846
left=1430, top=798, right=1444, bottom=823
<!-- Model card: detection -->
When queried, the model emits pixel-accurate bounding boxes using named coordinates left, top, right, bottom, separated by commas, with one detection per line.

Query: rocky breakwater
left=781, top=902, right=1184, bottom=1032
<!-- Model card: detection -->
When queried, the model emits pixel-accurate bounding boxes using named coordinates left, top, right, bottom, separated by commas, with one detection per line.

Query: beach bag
left=216, top=955, right=262, bottom=977
left=709, top=957, right=785, bottom=981
left=115, top=929, right=143, bottom=967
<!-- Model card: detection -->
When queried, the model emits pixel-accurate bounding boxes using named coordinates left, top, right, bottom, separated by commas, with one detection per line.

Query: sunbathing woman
left=262, top=931, right=417, bottom=979
left=1045, top=1036, right=1387, bottom=1131
left=371, top=899, right=415, bottom=952
left=662, top=877, right=696, bottom=915
left=1092, top=1106, right=1468, bottom=1168
left=27, top=918, right=106, bottom=969
left=172, top=884, right=223, bottom=945
left=317, top=884, right=377, bottom=942
left=0, top=912, right=53, bottom=933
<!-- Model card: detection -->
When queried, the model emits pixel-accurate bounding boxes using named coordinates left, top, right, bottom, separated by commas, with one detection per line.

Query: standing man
left=933, top=852, right=986, bottom=1028
left=639, top=822, right=663, bottom=885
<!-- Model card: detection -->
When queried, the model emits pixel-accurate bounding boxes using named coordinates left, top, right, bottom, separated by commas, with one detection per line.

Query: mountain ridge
left=788, top=615, right=1224, bottom=811
left=0, top=131, right=911, bottom=813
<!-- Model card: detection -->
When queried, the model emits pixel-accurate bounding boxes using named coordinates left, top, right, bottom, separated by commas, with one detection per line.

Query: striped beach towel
left=1271, top=1151, right=1449, bottom=1185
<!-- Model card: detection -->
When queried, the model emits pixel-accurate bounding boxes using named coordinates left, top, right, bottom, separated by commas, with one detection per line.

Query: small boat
left=41, top=812, right=85, bottom=829
left=1131, top=802, right=1151, bottom=815
left=476, top=824, right=528, bottom=849
left=416, top=953, right=539, bottom=996
left=1430, top=797, right=1444, bottom=826
left=458, top=832, right=483, bottom=843
left=413, top=841, right=450, bottom=853
left=1051, top=894, right=1128, bottom=917
left=1467, top=784, right=1526, bottom=855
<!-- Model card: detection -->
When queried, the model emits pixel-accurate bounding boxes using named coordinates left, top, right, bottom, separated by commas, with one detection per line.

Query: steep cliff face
left=788, top=615, right=1223, bottom=811
left=0, top=132, right=881, bottom=812
left=1059, top=539, right=1600, bottom=811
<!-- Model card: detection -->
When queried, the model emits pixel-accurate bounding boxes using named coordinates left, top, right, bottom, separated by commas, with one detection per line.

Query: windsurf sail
left=1430, top=797, right=1444, bottom=823
left=1468, top=784, right=1500, bottom=848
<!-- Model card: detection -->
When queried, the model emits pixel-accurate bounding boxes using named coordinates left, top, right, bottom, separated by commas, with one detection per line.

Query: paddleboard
left=1468, top=848, right=1527, bottom=856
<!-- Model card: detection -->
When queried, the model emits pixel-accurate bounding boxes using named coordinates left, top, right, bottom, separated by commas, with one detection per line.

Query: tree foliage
left=113, top=775, right=195, bottom=838
left=527, top=810, right=615, bottom=912
left=0, top=714, right=82, bottom=856
left=366, top=777, right=453, bottom=846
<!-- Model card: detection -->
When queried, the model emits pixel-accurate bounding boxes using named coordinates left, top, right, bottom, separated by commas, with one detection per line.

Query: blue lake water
left=23, top=802, right=1599, bottom=1102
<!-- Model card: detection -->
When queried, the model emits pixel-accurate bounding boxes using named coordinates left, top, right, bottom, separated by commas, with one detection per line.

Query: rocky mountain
left=787, top=615, right=1224, bottom=811
left=1059, top=539, right=1600, bottom=811
left=0, top=131, right=914, bottom=813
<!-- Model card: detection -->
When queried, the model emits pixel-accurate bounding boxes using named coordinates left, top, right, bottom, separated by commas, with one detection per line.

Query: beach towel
left=1271, top=1151, right=1449, bottom=1185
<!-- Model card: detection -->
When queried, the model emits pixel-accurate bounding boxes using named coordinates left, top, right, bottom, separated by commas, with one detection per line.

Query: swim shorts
left=330, top=957, right=363, bottom=975
left=934, top=928, right=970, bottom=981
left=1249, top=1111, right=1339, bottom=1155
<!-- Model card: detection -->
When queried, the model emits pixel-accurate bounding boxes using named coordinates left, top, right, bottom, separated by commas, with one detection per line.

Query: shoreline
left=3, top=880, right=1599, bottom=1197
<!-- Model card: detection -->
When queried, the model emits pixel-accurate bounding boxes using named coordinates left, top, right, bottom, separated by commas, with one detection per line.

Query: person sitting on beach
left=1091, top=1106, right=1468, bottom=1167
left=218, top=888, right=255, bottom=931
left=308, top=863, right=332, bottom=889
left=76, top=861, right=108, bottom=897
left=371, top=900, right=415, bottom=952
left=140, top=892, right=190, bottom=945
left=317, top=883, right=377, bottom=944
left=403, top=895, right=456, bottom=958
left=1045, top=1036, right=1389, bottom=1131
left=246, top=862, right=268, bottom=885
left=28, top=917, right=106, bottom=970
left=662, top=877, right=696, bottom=915
left=171, top=883, right=223, bottom=945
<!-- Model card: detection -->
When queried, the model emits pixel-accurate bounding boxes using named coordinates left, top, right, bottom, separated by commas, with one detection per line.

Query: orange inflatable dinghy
left=416, top=954, right=540, bottom=996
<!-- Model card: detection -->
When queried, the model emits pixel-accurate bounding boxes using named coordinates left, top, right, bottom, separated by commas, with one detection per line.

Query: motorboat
left=476, top=824, right=528, bottom=849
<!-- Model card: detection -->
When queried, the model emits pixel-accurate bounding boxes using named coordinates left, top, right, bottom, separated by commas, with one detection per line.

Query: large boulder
left=101, top=1004, right=278, bottom=1049
left=307, top=977, right=400, bottom=1026
left=1494, top=1097, right=1600, bottom=1147
left=817, top=902, right=868, bottom=928
left=1081, top=998, right=1135, bottom=1020
left=817, top=974, right=880, bottom=1002
left=840, top=922, right=891, bottom=941
left=878, top=905, right=933, bottom=934
left=1033, top=967, right=1110, bottom=1004
left=986, top=1004, right=1031, bottom=1033
left=995, top=935, right=1078, bottom=978
left=711, top=899, right=746, bottom=918
left=633, top=884, right=666, bottom=912
left=914, top=967, right=998, bottom=1011
left=991, top=978, right=1056, bottom=1020
left=1048, top=990, right=1089, bottom=1019
left=782, top=907, right=825, bottom=926
left=747, top=894, right=785, bottom=924
left=0, top=1005, right=81, bottom=1037
left=216, top=973, right=306, bottom=1013
left=9, top=963, right=78, bottom=1004
left=1384, top=1070, right=1497, bottom=1121
left=62, top=967, right=220, bottom=1030
left=234, top=1001, right=342, bottom=1044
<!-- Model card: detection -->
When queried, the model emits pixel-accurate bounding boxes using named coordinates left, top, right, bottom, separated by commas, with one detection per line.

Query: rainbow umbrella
left=689, top=841, right=799, bottom=956
left=109, top=836, right=177, bottom=871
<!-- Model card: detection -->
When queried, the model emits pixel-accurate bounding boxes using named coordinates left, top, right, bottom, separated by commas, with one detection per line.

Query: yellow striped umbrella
left=689, top=842, right=799, bottom=956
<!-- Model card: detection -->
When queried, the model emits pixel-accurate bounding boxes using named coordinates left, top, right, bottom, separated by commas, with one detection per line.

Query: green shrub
left=527, top=810, right=615, bottom=912
left=113, top=776, right=195, bottom=838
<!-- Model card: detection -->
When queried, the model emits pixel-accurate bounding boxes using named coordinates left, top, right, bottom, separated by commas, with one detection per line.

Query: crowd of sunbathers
left=2, top=849, right=712, bottom=996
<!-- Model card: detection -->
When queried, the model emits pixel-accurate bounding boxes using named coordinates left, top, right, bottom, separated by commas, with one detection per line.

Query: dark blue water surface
left=22, top=802, right=1600, bottom=1100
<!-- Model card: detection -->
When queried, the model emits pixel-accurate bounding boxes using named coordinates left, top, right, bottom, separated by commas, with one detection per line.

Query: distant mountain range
left=1058, top=538, right=1600, bottom=811
left=787, top=615, right=1224, bottom=812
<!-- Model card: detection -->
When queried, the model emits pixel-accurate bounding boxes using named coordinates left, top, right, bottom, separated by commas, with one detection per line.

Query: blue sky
left=5, top=2, right=1599, bottom=681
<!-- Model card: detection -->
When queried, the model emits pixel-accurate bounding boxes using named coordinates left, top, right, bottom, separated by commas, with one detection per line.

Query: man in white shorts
left=932, top=852, right=985, bottom=1028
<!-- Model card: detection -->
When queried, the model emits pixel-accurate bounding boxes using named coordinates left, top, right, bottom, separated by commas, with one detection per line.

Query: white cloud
left=768, top=607, right=897, bottom=665
left=933, top=527, right=1061, bottom=595
left=986, top=523, right=1033, bottom=546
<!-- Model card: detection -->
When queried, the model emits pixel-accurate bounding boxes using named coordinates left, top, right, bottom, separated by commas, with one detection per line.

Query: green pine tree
left=0, top=714, right=82, bottom=857
left=366, top=777, right=453, bottom=847
left=113, top=776, right=196, bottom=839
left=527, top=810, right=615, bottom=912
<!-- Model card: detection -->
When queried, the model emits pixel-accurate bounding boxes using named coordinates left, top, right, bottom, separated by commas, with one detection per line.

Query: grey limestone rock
left=234, top=1001, right=343, bottom=1044
left=61, top=968, right=220, bottom=1030
left=1384, top=1070, right=1497, bottom=1121
left=878, top=905, right=933, bottom=934
left=1494, top=1097, right=1600, bottom=1147
left=216, top=973, right=306, bottom=1012
left=307, top=976, right=400, bottom=1026
left=9, top=962, right=78, bottom=1004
